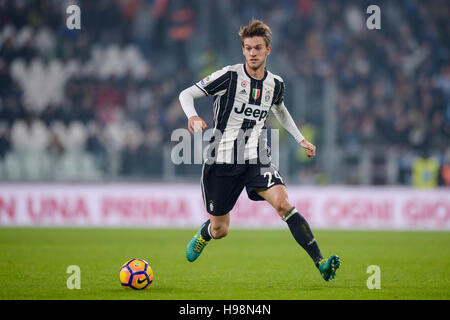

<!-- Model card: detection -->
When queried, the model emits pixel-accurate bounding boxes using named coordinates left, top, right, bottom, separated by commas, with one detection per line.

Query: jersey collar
left=243, top=63, right=268, bottom=81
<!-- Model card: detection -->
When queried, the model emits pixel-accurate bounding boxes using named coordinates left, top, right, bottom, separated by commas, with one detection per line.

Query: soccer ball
left=119, top=258, right=154, bottom=290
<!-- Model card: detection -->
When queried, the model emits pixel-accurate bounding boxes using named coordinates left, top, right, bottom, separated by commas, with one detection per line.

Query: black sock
left=200, top=219, right=212, bottom=241
left=283, top=207, right=323, bottom=268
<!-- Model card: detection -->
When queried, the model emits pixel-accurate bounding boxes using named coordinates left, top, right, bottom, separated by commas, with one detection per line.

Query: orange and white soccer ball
left=119, top=258, right=154, bottom=290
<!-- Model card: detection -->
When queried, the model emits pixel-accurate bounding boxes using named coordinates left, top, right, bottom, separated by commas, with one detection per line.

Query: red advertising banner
left=0, top=184, right=449, bottom=230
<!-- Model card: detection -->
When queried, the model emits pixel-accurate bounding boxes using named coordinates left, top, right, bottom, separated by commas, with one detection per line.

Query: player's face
left=242, top=37, right=271, bottom=71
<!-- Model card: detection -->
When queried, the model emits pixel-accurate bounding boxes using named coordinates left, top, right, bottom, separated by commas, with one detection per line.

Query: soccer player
left=178, top=19, right=340, bottom=281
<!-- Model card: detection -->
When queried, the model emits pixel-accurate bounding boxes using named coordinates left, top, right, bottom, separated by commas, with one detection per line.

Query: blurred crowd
left=0, top=0, right=449, bottom=185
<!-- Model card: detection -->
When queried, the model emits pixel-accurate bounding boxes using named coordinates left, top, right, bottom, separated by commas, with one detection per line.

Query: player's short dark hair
left=238, top=19, right=272, bottom=48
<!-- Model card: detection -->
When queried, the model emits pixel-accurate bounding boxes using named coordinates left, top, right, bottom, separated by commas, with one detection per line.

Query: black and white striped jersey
left=195, top=63, right=285, bottom=164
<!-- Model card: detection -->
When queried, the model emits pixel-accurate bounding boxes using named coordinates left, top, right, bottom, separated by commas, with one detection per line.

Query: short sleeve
left=195, top=67, right=231, bottom=96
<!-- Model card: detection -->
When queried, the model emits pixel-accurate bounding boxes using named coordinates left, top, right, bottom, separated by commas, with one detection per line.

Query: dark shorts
left=201, top=161, right=285, bottom=216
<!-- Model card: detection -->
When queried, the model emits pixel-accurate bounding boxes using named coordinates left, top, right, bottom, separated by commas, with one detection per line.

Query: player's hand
left=299, top=139, right=316, bottom=158
left=188, top=116, right=207, bottom=134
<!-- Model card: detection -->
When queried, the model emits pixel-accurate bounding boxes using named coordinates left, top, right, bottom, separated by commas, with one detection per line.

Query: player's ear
left=266, top=45, right=272, bottom=56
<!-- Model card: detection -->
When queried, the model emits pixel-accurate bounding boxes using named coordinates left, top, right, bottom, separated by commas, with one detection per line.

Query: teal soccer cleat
left=186, top=225, right=209, bottom=262
left=318, top=255, right=341, bottom=281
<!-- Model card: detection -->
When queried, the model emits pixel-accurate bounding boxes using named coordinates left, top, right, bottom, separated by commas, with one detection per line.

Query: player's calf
left=282, top=207, right=324, bottom=268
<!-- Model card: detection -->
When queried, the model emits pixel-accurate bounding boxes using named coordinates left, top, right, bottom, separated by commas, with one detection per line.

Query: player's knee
left=211, top=224, right=228, bottom=239
left=273, top=197, right=292, bottom=216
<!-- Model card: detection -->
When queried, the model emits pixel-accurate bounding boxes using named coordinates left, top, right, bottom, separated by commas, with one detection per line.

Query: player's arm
left=179, top=67, right=231, bottom=134
left=271, top=101, right=316, bottom=158
left=179, top=85, right=208, bottom=134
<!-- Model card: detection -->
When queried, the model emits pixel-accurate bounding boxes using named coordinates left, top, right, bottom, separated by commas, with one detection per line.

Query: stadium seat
left=3, top=151, right=23, bottom=181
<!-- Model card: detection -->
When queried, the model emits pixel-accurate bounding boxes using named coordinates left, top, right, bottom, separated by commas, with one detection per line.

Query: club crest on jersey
left=208, top=200, right=214, bottom=212
left=264, top=88, right=273, bottom=103
left=252, top=88, right=261, bottom=100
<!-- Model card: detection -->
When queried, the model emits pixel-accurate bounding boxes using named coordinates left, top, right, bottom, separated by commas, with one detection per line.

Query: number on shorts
left=263, top=169, right=283, bottom=187
left=273, top=170, right=283, bottom=183
left=263, top=171, right=274, bottom=188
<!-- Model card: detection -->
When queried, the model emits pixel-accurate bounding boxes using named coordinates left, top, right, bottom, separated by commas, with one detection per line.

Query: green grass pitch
left=0, top=228, right=449, bottom=300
